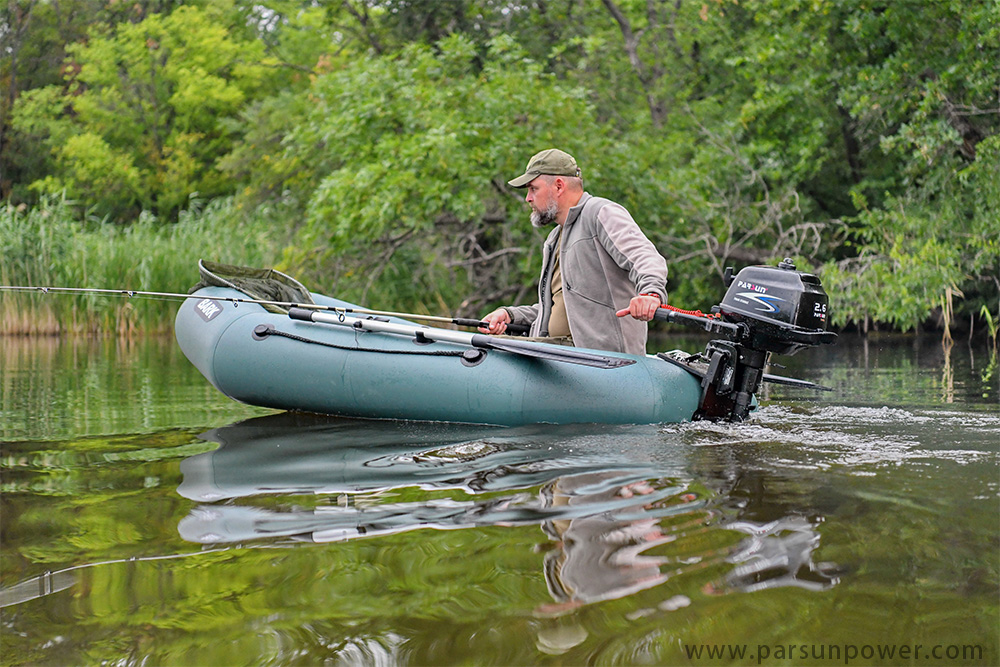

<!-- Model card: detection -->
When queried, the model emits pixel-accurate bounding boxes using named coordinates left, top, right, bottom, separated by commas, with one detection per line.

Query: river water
left=1, top=333, right=997, bottom=666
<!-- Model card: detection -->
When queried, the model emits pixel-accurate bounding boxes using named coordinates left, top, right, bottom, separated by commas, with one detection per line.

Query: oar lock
left=461, top=348, right=488, bottom=367
left=252, top=324, right=275, bottom=340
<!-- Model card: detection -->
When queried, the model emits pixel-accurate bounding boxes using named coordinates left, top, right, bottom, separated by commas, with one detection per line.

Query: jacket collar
left=563, top=192, right=591, bottom=228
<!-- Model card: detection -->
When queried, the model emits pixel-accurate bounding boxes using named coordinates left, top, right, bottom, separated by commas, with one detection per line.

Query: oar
left=329, top=306, right=529, bottom=335
left=0, top=285, right=528, bottom=334
left=287, top=307, right=636, bottom=370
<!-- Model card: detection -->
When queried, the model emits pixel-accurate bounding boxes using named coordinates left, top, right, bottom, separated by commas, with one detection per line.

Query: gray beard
left=530, top=200, right=559, bottom=228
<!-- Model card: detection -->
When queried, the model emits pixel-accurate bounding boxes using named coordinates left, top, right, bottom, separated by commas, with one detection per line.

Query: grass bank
left=1, top=195, right=287, bottom=334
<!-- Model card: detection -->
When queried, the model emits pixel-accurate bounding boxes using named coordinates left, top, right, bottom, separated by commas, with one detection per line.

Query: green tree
left=277, top=35, right=619, bottom=314
left=9, top=4, right=275, bottom=220
left=1, top=0, right=190, bottom=200
left=596, top=0, right=999, bottom=329
left=588, top=0, right=846, bottom=308
left=821, top=0, right=1000, bottom=331
left=5, top=0, right=998, bottom=333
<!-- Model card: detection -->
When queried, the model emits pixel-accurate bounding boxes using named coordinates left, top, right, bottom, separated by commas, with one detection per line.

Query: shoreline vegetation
left=3, top=191, right=997, bottom=342
left=2, top=2, right=998, bottom=338
left=1, top=196, right=284, bottom=336
left=0, top=191, right=996, bottom=342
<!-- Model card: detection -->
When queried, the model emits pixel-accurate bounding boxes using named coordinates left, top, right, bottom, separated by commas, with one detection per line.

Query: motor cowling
left=717, top=258, right=836, bottom=355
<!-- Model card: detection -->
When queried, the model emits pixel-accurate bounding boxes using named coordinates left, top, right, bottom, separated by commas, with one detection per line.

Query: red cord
left=661, top=304, right=720, bottom=319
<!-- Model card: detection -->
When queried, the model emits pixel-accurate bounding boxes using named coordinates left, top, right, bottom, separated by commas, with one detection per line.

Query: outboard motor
left=656, top=259, right=837, bottom=422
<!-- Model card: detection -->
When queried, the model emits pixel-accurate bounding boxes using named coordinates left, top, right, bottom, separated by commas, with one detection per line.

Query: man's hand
left=479, top=308, right=511, bottom=334
left=615, top=294, right=661, bottom=322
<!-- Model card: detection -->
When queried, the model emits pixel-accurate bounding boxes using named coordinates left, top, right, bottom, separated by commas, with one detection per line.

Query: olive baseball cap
left=508, top=149, right=581, bottom=188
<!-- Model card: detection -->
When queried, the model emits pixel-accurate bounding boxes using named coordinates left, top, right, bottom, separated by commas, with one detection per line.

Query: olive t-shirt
left=548, top=234, right=571, bottom=338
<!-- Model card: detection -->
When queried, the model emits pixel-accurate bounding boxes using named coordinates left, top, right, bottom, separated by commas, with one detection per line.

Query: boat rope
left=254, top=325, right=468, bottom=358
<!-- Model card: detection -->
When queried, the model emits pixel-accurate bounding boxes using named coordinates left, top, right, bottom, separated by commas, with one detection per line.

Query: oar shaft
left=288, top=308, right=634, bottom=369
left=296, top=308, right=477, bottom=346
left=332, top=307, right=529, bottom=335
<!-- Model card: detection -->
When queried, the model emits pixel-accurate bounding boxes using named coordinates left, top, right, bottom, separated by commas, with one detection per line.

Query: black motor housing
left=717, top=258, right=836, bottom=355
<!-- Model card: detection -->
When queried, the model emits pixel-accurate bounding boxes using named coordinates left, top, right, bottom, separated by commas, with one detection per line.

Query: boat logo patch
left=195, top=298, right=223, bottom=322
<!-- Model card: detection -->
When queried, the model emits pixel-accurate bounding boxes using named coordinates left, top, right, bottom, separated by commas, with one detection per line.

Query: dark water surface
left=1, top=334, right=997, bottom=666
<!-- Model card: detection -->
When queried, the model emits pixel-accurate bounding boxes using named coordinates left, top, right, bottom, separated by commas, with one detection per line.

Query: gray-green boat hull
left=174, top=287, right=702, bottom=425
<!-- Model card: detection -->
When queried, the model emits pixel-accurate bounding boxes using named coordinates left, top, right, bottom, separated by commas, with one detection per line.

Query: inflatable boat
left=174, top=261, right=835, bottom=425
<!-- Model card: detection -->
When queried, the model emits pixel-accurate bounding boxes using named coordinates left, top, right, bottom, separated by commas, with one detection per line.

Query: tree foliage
left=9, top=3, right=274, bottom=219
left=819, top=0, right=1000, bottom=330
left=279, top=34, right=618, bottom=311
left=3, top=0, right=998, bottom=332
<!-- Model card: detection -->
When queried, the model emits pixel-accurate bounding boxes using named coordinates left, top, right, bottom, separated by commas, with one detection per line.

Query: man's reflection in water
left=532, top=471, right=839, bottom=619
left=535, top=473, right=688, bottom=615
left=530, top=472, right=704, bottom=656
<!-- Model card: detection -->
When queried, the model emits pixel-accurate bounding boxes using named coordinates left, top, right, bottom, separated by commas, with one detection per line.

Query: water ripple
left=661, top=405, right=996, bottom=470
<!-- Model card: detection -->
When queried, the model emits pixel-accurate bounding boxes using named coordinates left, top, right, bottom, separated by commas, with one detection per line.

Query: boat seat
left=191, top=259, right=315, bottom=314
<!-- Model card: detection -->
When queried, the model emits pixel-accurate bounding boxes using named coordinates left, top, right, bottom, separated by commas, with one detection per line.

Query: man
left=480, top=148, right=667, bottom=356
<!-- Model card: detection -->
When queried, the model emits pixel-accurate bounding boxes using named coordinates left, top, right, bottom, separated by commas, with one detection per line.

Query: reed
left=1, top=195, right=287, bottom=335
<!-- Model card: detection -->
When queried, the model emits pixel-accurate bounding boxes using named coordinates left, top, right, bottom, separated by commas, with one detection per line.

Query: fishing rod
left=0, top=285, right=529, bottom=335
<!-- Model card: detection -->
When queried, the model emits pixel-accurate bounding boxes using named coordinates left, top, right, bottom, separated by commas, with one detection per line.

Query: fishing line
left=0, top=285, right=317, bottom=309
left=1, top=285, right=532, bottom=334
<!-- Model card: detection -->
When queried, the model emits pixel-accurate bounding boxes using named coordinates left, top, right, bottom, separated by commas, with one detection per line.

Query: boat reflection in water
left=177, top=413, right=839, bottom=611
